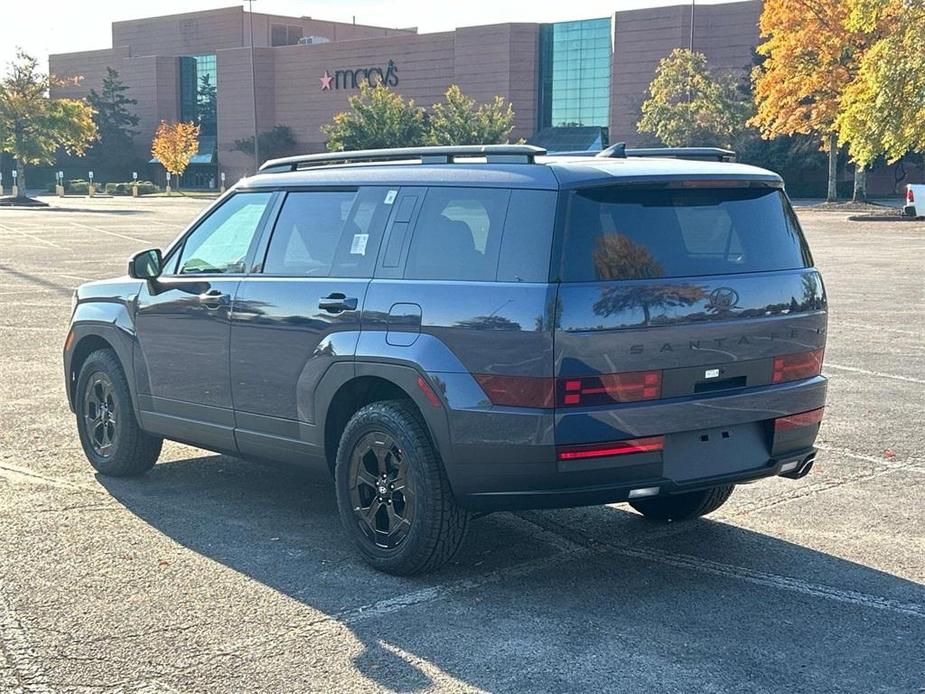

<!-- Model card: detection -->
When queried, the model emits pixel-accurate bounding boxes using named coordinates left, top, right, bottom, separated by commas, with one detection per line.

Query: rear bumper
left=459, top=447, right=817, bottom=511
left=442, top=376, right=826, bottom=510
left=903, top=204, right=918, bottom=218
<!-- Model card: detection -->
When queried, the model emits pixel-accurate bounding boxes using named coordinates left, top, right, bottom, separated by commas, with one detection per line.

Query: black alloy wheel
left=334, top=400, right=470, bottom=575
left=75, top=349, right=162, bottom=477
left=348, top=431, right=416, bottom=550
left=83, top=372, right=119, bottom=458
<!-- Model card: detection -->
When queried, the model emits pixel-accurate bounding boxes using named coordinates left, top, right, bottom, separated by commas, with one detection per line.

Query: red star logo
left=320, top=71, right=333, bottom=90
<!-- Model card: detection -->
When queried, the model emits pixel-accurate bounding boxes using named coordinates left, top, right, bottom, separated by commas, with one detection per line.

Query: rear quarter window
left=560, top=186, right=811, bottom=282
left=404, top=187, right=509, bottom=281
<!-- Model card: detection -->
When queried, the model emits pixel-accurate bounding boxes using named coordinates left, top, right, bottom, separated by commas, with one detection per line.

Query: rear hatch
left=553, top=181, right=826, bottom=450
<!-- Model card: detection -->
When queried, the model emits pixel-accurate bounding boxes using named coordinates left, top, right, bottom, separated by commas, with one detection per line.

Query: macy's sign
left=320, top=60, right=399, bottom=90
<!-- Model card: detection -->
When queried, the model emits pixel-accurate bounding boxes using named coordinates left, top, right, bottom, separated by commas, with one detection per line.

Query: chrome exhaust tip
left=780, top=452, right=816, bottom=479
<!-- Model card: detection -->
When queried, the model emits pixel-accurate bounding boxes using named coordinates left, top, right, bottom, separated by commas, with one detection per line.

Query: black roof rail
left=624, top=147, right=737, bottom=162
left=259, top=144, right=547, bottom=173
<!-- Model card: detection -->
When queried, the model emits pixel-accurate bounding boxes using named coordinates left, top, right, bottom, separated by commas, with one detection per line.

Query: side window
left=497, top=190, right=557, bottom=282
left=263, top=189, right=390, bottom=277
left=176, top=192, right=273, bottom=275
left=404, top=187, right=511, bottom=281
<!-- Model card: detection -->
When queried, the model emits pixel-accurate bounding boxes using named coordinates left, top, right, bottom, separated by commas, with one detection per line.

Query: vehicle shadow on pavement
left=98, top=453, right=925, bottom=692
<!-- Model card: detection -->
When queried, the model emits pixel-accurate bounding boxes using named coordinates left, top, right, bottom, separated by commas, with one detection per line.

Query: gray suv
left=64, top=145, right=827, bottom=574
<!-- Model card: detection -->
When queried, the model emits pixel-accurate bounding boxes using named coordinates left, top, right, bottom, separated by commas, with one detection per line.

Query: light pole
left=246, top=0, right=259, bottom=173
left=689, top=0, right=695, bottom=52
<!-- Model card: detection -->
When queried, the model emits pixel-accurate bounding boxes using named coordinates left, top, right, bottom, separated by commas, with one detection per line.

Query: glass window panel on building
left=538, top=18, right=612, bottom=129
left=179, top=54, right=218, bottom=137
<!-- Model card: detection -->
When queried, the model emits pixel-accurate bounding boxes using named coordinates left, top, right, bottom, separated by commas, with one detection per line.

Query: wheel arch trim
left=314, top=361, right=456, bottom=486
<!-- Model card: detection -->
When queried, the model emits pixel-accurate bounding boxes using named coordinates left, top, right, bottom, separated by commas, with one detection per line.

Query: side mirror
left=128, top=249, right=163, bottom=280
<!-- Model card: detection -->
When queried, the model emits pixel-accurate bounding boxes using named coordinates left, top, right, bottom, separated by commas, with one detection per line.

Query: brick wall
left=610, top=0, right=761, bottom=145
left=217, top=26, right=538, bottom=179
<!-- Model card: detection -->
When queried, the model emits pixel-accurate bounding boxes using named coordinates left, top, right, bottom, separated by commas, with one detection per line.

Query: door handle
left=199, top=289, right=226, bottom=309
left=319, top=294, right=358, bottom=313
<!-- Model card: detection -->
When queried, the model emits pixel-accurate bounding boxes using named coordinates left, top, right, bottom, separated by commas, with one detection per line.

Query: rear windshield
left=560, top=187, right=811, bottom=282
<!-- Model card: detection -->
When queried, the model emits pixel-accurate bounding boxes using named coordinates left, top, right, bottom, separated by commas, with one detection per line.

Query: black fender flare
left=313, top=360, right=456, bottom=483
left=65, top=307, right=138, bottom=415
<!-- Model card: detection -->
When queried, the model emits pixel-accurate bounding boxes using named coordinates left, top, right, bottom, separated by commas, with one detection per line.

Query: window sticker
left=350, top=233, right=370, bottom=255
left=384, top=189, right=398, bottom=205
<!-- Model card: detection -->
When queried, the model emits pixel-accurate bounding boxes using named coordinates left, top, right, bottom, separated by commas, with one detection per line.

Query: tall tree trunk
left=826, top=132, right=838, bottom=203
left=15, top=159, right=26, bottom=198
left=13, top=131, right=26, bottom=197
left=852, top=164, right=867, bottom=203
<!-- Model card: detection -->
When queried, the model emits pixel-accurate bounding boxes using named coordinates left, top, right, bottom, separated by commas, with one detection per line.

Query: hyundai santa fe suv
left=64, top=144, right=827, bottom=575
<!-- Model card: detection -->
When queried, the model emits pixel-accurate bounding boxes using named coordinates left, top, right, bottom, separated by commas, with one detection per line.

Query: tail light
left=558, top=370, right=662, bottom=407
left=774, top=407, right=824, bottom=432
left=473, top=374, right=555, bottom=408
left=907, top=186, right=915, bottom=204
left=557, top=436, right=664, bottom=461
left=772, top=349, right=824, bottom=383
left=475, top=370, right=662, bottom=408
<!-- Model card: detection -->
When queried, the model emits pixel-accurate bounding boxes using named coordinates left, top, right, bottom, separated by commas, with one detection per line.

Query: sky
left=2, top=0, right=742, bottom=71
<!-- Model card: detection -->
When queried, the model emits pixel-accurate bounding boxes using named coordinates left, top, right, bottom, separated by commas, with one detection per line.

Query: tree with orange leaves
left=750, top=0, right=868, bottom=201
left=151, top=120, right=199, bottom=193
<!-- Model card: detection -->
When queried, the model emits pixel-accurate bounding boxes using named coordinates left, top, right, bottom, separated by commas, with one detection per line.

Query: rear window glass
left=560, top=187, right=811, bottom=282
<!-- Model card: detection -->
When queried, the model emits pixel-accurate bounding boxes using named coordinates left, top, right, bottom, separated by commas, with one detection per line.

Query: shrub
left=107, top=180, right=160, bottom=195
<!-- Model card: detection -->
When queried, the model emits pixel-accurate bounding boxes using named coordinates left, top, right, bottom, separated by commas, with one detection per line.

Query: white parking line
left=832, top=322, right=923, bottom=337
left=0, top=223, right=65, bottom=250
left=68, top=221, right=153, bottom=245
left=611, top=544, right=925, bottom=618
left=337, top=546, right=591, bottom=627
left=824, top=362, right=925, bottom=384
left=515, top=515, right=925, bottom=620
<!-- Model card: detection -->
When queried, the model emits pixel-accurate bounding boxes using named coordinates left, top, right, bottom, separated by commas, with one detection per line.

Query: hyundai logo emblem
left=709, top=287, right=739, bottom=310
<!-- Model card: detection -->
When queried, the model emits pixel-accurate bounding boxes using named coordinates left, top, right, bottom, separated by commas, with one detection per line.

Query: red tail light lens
left=474, top=374, right=555, bottom=408
left=557, top=436, right=664, bottom=461
left=772, top=349, right=824, bottom=383
left=774, top=407, right=824, bottom=432
left=558, top=370, right=661, bottom=407
left=907, top=186, right=915, bottom=203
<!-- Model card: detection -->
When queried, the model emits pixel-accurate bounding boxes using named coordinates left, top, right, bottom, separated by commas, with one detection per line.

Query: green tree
left=322, top=82, right=427, bottom=151
left=427, top=85, right=517, bottom=145
left=197, top=73, right=217, bottom=136
left=0, top=50, right=96, bottom=196
left=836, top=0, right=925, bottom=169
left=637, top=49, right=750, bottom=148
left=232, top=125, right=297, bottom=163
left=84, top=67, right=139, bottom=179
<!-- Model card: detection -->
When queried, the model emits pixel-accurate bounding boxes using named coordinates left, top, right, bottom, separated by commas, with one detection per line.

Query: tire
left=335, top=399, right=469, bottom=575
left=75, top=349, right=162, bottom=477
left=629, top=484, right=734, bottom=522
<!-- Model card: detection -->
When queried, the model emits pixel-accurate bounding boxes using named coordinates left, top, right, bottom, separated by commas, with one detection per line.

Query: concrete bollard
left=132, top=183, right=139, bottom=197
left=88, top=183, right=95, bottom=197
left=11, top=185, right=19, bottom=198
left=56, top=185, right=64, bottom=197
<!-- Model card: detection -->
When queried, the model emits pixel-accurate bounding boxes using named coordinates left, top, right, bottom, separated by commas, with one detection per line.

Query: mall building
left=49, top=3, right=763, bottom=183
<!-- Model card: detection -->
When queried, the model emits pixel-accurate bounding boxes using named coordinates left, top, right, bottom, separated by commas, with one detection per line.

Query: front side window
left=177, top=192, right=272, bottom=275
left=404, top=187, right=511, bottom=281
left=262, top=188, right=391, bottom=277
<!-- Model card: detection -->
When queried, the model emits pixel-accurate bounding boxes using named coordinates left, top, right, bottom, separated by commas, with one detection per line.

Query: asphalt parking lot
left=0, top=195, right=923, bottom=693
